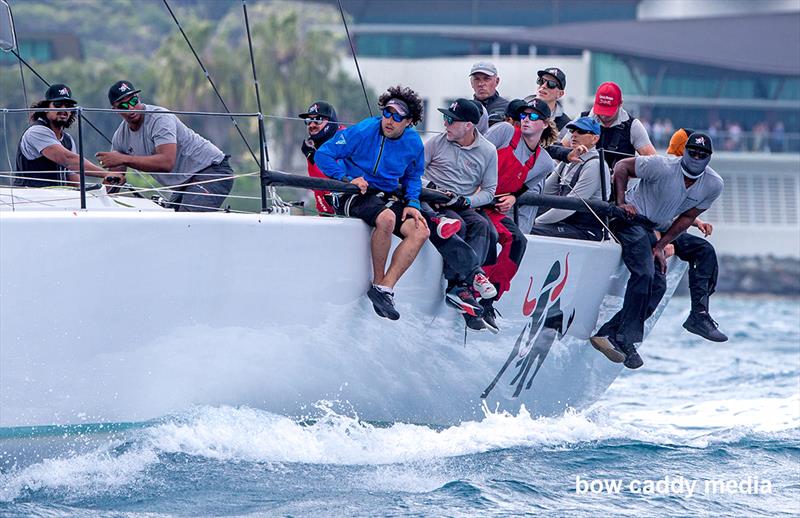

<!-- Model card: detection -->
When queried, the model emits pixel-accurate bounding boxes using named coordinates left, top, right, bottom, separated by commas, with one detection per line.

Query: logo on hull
left=482, top=254, right=575, bottom=399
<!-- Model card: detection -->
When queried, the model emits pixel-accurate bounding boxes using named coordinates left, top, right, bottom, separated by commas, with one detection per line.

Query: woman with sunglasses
left=315, top=85, right=429, bottom=321
left=480, top=99, right=558, bottom=329
left=298, top=100, right=344, bottom=215
left=529, top=67, right=572, bottom=133
left=96, top=80, right=234, bottom=212
left=15, top=84, right=123, bottom=188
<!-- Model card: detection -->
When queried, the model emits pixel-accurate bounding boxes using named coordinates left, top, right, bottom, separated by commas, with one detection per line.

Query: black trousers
left=672, top=232, right=718, bottom=314
left=421, top=204, right=494, bottom=285
left=597, top=220, right=667, bottom=346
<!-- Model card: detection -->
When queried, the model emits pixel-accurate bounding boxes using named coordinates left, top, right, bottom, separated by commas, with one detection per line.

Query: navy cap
left=566, top=116, right=601, bottom=135
left=438, top=98, right=481, bottom=124
left=524, top=98, right=551, bottom=120
left=44, top=84, right=76, bottom=104
left=299, top=101, right=336, bottom=119
left=505, top=98, right=527, bottom=119
left=685, top=132, right=713, bottom=154
left=537, top=67, right=566, bottom=89
left=108, top=80, right=141, bottom=105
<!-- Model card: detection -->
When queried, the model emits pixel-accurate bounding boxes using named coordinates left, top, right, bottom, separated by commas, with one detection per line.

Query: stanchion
left=77, top=107, right=86, bottom=209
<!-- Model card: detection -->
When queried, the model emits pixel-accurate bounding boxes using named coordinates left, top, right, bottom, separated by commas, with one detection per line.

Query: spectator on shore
left=770, top=121, right=786, bottom=153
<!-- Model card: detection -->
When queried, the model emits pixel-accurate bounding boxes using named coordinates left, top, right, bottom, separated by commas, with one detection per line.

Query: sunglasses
left=572, top=128, right=594, bottom=135
left=115, top=96, right=139, bottom=110
left=519, top=111, right=543, bottom=121
left=382, top=108, right=407, bottom=123
left=51, top=101, right=75, bottom=109
left=687, top=149, right=710, bottom=160
left=537, top=77, right=561, bottom=89
left=442, top=114, right=457, bottom=125
left=304, top=117, right=328, bottom=125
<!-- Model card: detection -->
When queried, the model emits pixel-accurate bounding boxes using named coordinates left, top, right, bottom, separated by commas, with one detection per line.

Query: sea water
left=1, top=296, right=798, bottom=517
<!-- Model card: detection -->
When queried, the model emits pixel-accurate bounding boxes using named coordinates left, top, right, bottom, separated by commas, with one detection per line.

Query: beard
left=52, top=117, right=71, bottom=129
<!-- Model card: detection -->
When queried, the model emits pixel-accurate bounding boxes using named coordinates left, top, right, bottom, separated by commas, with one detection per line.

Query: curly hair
left=378, top=85, right=424, bottom=126
left=29, top=99, right=76, bottom=128
left=539, top=118, right=559, bottom=147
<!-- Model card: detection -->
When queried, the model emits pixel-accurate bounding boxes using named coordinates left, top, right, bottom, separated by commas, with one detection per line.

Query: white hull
left=0, top=194, right=685, bottom=428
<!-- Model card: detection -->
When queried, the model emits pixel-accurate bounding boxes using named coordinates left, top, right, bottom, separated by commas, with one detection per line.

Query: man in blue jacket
left=316, top=86, right=430, bottom=320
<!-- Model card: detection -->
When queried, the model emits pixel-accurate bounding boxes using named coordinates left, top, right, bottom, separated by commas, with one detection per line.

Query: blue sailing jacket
left=315, top=117, right=423, bottom=208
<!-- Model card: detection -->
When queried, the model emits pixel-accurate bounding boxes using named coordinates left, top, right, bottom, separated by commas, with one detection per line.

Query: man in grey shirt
left=423, top=99, right=499, bottom=331
left=96, top=80, right=233, bottom=212
left=591, top=132, right=723, bottom=370
left=469, top=61, right=509, bottom=126
left=15, top=84, right=123, bottom=188
left=531, top=116, right=608, bottom=241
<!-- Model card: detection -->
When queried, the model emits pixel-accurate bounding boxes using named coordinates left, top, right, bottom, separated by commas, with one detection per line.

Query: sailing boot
left=682, top=312, right=728, bottom=342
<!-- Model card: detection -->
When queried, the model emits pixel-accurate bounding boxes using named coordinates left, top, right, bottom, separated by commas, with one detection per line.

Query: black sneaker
left=463, top=312, right=486, bottom=331
left=619, top=342, right=644, bottom=369
left=446, top=285, right=483, bottom=317
left=683, top=312, right=728, bottom=342
left=367, top=286, right=400, bottom=321
left=589, top=335, right=626, bottom=363
left=480, top=299, right=500, bottom=334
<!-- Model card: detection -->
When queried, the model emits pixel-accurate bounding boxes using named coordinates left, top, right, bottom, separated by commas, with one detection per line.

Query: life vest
left=495, top=126, right=541, bottom=196
left=553, top=156, right=602, bottom=229
left=15, top=119, right=73, bottom=188
left=581, top=110, right=635, bottom=169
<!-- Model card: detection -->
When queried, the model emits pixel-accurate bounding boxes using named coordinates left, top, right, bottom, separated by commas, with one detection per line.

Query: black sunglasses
left=572, top=128, right=593, bottom=135
left=537, top=77, right=561, bottom=89
left=51, top=101, right=75, bottom=109
left=687, top=149, right=710, bottom=160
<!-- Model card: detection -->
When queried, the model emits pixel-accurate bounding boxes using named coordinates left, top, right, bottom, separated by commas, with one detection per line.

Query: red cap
left=593, top=82, right=622, bottom=117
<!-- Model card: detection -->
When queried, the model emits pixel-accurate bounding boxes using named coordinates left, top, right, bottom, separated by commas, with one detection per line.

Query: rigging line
left=161, top=0, right=259, bottom=166
left=2, top=110, right=15, bottom=210
left=337, top=0, right=372, bottom=116
left=6, top=2, right=27, bottom=108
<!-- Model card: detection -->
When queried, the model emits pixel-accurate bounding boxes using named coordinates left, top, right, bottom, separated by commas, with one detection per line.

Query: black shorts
left=334, top=192, right=408, bottom=236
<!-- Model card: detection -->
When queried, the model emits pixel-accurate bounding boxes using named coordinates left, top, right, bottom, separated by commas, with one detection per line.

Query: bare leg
left=381, top=217, right=430, bottom=288
left=371, top=209, right=395, bottom=285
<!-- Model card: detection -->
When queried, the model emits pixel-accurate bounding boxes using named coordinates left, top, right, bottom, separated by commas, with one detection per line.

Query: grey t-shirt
left=626, top=155, right=723, bottom=230
left=20, top=124, right=74, bottom=161
left=111, top=104, right=224, bottom=187
left=423, top=130, right=498, bottom=208
left=536, top=148, right=608, bottom=225
left=485, top=122, right=555, bottom=232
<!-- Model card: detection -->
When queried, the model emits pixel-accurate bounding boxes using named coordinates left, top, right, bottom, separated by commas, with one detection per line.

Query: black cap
left=524, top=98, right=551, bottom=120
left=44, top=84, right=76, bottom=104
left=299, top=101, right=335, bottom=119
left=437, top=98, right=480, bottom=124
left=685, top=132, right=713, bottom=154
left=108, top=80, right=142, bottom=105
left=537, top=67, right=566, bottom=89
left=505, top=98, right=527, bottom=119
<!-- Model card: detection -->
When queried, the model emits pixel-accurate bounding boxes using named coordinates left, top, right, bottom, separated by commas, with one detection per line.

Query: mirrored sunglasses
left=115, top=96, right=139, bottom=110
left=519, top=111, right=542, bottom=121
left=304, top=117, right=327, bottom=125
left=382, top=108, right=407, bottom=123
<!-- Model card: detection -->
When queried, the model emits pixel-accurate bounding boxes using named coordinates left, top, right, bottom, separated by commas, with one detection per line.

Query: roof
left=353, top=12, right=800, bottom=76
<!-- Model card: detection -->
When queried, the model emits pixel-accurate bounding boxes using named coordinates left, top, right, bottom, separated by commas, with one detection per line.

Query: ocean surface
left=1, top=295, right=798, bottom=517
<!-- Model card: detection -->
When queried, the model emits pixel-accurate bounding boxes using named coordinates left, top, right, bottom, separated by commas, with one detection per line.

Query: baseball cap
left=685, top=131, right=713, bottom=154
left=524, top=98, right=551, bottom=120
left=438, top=98, right=481, bottom=124
left=469, top=61, right=498, bottom=77
left=593, top=82, right=622, bottom=117
left=44, top=84, right=76, bottom=104
left=108, top=80, right=142, bottom=105
left=383, top=98, right=410, bottom=117
left=537, top=67, right=566, bottom=89
left=505, top=98, right=527, bottom=119
left=566, top=116, right=601, bottom=136
left=299, top=101, right=335, bottom=119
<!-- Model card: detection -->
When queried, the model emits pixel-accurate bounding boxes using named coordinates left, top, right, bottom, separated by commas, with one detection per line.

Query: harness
left=14, top=119, right=74, bottom=188
left=581, top=110, right=635, bottom=169
left=553, top=155, right=603, bottom=229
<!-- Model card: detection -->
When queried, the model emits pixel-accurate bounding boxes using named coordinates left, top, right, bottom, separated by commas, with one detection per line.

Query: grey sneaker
left=683, top=312, right=728, bottom=342
left=620, top=342, right=644, bottom=369
left=367, top=286, right=400, bottom=321
left=480, top=299, right=500, bottom=334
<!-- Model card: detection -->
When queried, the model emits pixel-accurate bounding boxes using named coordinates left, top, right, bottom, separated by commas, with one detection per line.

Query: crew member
left=299, top=100, right=342, bottom=215
left=15, top=84, right=122, bottom=188
left=590, top=132, right=723, bottom=369
left=97, top=80, right=234, bottom=212
left=665, top=128, right=728, bottom=342
left=530, top=116, right=608, bottom=241
left=423, top=99, right=499, bottom=331
left=528, top=67, right=571, bottom=132
left=482, top=99, right=557, bottom=329
left=469, top=61, right=509, bottom=124
left=315, top=86, right=430, bottom=321
left=570, top=82, right=656, bottom=170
